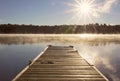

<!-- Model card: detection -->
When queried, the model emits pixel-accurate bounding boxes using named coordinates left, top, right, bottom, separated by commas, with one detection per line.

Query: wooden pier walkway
left=12, top=45, right=109, bottom=81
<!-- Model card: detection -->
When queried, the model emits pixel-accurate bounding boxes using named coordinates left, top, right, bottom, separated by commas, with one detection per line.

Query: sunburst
left=66, top=0, right=99, bottom=24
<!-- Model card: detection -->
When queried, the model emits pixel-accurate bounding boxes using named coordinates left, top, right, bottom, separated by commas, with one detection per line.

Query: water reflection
left=76, top=45, right=120, bottom=81
left=0, top=34, right=120, bottom=81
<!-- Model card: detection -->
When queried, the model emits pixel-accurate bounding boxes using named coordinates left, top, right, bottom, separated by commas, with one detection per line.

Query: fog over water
left=0, top=34, right=120, bottom=81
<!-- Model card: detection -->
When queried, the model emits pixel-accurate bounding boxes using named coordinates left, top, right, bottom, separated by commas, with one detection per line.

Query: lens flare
left=80, top=2, right=91, bottom=14
left=66, top=0, right=99, bottom=24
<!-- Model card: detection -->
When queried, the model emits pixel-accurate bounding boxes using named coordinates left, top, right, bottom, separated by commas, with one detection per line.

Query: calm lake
left=0, top=34, right=120, bottom=81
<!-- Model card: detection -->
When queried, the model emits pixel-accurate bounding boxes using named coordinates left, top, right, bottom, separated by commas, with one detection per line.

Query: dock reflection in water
left=0, top=34, right=120, bottom=81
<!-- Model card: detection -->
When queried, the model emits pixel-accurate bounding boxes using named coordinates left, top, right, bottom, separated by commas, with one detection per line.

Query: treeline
left=0, top=23, right=120, bottom=34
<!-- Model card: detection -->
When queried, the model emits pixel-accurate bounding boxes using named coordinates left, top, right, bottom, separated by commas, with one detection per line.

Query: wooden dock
left=12, top=45, right=109, bottom=81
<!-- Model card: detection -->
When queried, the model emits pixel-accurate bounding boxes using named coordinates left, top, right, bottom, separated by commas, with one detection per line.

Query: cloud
left=98, top=0, right=118, bottom=13
left=78, top=46, right=120, bottom=81
left=110, top=74, right=120, bottom=81
left=91, top=0, right=118, bottom=17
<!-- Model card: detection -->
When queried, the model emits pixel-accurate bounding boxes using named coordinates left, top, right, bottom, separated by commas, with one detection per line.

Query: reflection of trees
left=0, top=23, right=120, bottom=34
left=0, top=35, right=120, bottom=46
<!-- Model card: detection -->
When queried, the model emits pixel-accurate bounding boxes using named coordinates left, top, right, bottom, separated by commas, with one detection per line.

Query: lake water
left=0, top=34, right=120, bottom=81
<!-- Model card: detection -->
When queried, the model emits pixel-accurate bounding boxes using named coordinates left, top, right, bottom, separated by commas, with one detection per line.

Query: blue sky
left=0, top=0, right=120, bottom=25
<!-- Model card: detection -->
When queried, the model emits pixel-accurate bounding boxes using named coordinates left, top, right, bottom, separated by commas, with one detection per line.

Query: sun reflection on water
left=78, top=34, right=96, bottom=38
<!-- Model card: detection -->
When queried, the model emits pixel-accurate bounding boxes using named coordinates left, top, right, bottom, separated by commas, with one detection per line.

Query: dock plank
left=12, top=45, right=109, bottom=81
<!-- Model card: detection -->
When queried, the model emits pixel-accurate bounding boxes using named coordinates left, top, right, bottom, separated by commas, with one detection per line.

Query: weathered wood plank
left=20, top=75, right=103, bottom=78
left=12, top=45, right=109, bottom=81
left=16, top=78, right=106, bottom=81
left=29, top=65, right=93, bottom=70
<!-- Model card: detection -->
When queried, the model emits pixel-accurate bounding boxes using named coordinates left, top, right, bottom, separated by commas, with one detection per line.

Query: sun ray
left=66, top=0, right=100, bottom=25
left=65, top=0, right=102, bottom=32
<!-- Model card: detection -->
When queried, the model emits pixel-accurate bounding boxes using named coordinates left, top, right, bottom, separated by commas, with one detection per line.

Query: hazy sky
left=0, top=0, right=120, bottom=25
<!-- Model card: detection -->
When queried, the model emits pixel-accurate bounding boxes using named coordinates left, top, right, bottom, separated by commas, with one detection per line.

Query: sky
left=0, top=0, right=120, bottom=25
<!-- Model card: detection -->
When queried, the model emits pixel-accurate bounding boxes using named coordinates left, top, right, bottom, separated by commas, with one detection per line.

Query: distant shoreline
left=0, top=24, right=120, bottom=34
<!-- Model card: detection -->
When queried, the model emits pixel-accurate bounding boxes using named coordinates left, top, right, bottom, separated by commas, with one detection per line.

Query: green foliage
left=64, top=25, right=73, bottom=33
left=0, top=23, right=120, bottom=34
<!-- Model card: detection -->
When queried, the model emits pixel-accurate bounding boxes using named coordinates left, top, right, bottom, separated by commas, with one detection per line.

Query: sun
left=66, top=0, right=99, bottom=24
left=79, top=1, right=91, bottom=15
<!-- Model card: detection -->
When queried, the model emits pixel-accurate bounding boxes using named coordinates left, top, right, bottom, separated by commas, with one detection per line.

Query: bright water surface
left=0, top=34, right=120, bottom=81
